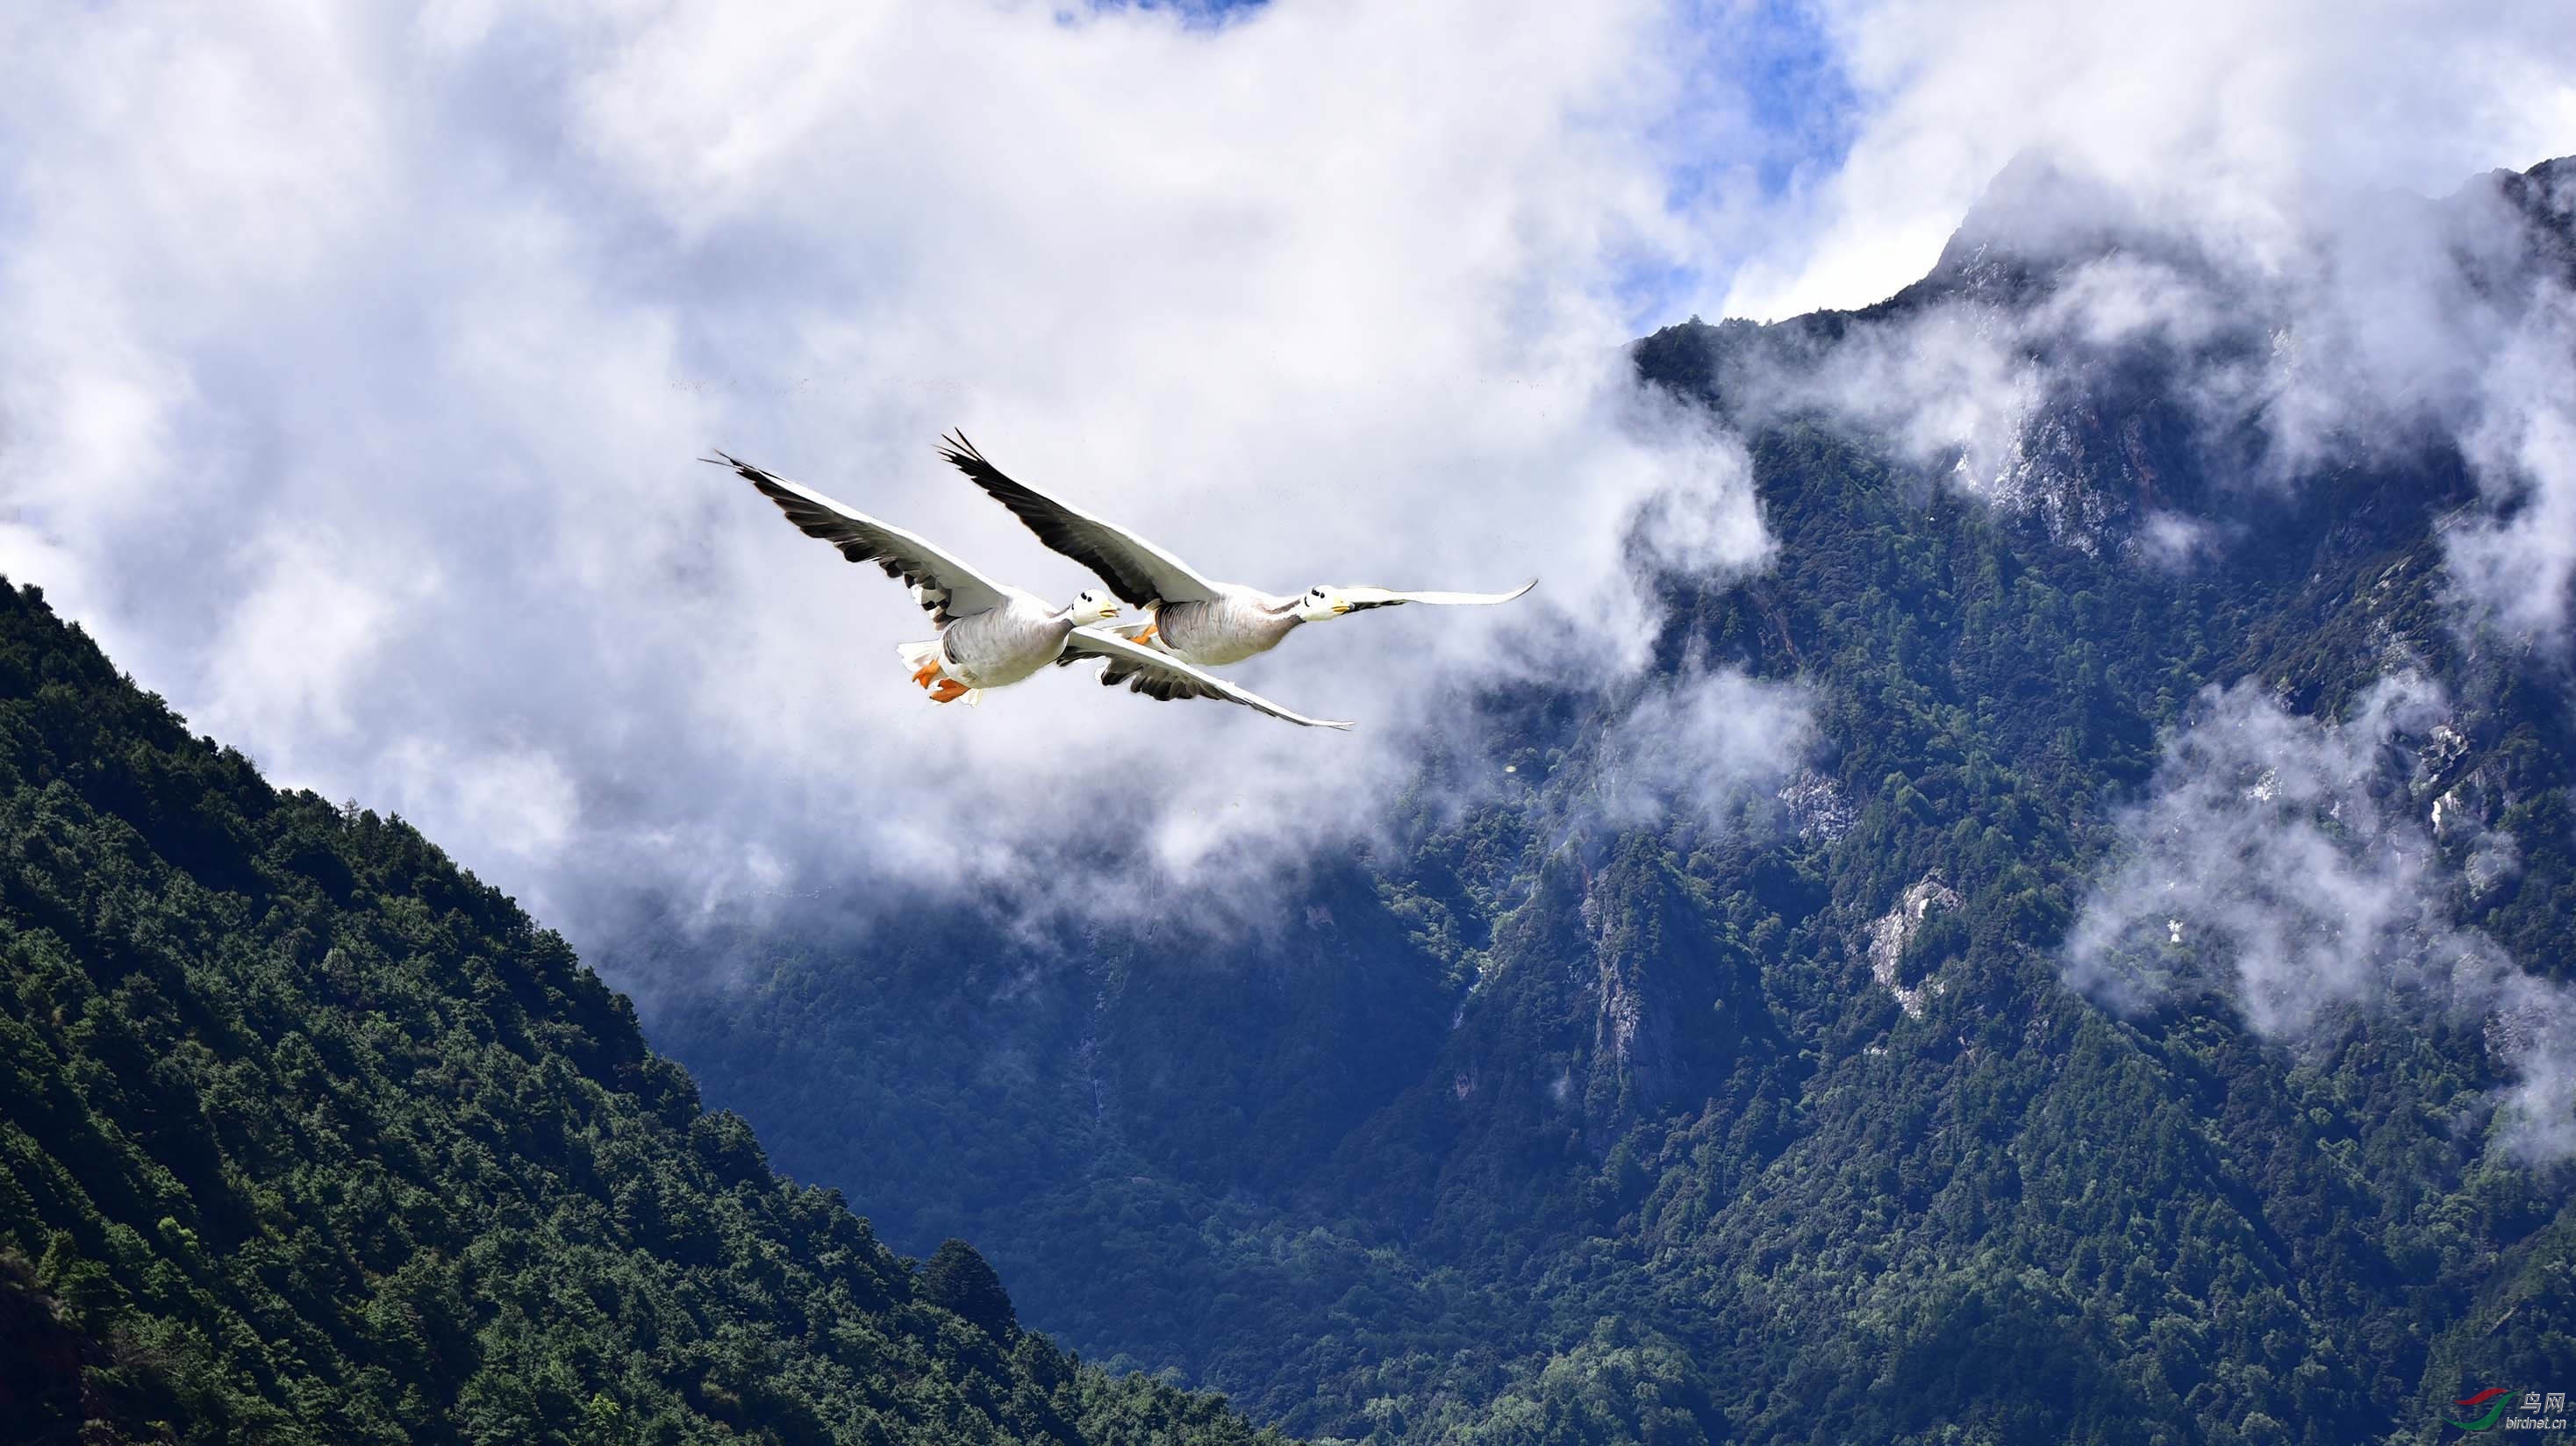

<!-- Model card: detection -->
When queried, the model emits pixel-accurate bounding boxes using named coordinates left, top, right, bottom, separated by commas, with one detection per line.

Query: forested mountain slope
left=645, top=157, right=2576, bottom=1444
left=0, top=580, right=1284, bottom=1445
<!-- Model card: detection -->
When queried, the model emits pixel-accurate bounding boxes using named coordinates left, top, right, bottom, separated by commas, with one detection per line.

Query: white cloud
left=2067, top=674, right=2576, bottom=1161
left=0, top=1, right=1778, bottom=939
left=1724, top=0, right=2576, bottom=323
left=6, top=0, right=2567, bottom=958
left=1794, top=300, right=2044, bottom=490
left=2447, top=285, right=2576, bottom=646
left=1580, top=662, right=1814, bottom=836
left=200, top=526, right=440, bottom=752
left=387, top=739, right=582, bottom=863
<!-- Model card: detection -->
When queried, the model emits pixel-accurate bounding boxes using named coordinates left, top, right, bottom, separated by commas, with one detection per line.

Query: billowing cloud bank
left=0, top=2, right=1790, bottom=937
left=3, top=0, right=2569, bottom=951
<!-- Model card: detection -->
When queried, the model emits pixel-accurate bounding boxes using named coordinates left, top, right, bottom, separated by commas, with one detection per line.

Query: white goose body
left=1148, top=590, right=1306, bottom=667
left=934, top=596, right=1084, bottom=690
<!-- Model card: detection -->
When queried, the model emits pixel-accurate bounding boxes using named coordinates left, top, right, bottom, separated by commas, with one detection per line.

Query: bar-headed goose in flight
left=709, top=451, right=1353, bottom=729
left=934, top=433, right=1534, bottom=680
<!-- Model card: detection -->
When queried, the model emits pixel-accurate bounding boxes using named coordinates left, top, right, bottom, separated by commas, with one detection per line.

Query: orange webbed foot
left=928, top=679, right=970, bottom=704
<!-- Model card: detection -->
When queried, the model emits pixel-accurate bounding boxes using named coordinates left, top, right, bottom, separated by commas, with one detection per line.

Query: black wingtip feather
left=935, top=431, right=991, bottom=475
left=932, top=434, right=1163, bottom=608
left=704, top=448, right=769, bottom=480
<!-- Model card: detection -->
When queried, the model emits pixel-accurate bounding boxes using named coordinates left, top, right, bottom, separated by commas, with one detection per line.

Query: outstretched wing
left=1065, top=626, right=1352, bottom=730
left=709, top=451, right=1013, bottom=626
left=937, top=431, right=1224, bottom=607
left=1337, top=579, right=1537, bottom=613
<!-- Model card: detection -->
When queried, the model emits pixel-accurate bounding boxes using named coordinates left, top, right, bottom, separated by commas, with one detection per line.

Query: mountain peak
left=1928, top=150, right=2155, bottom=280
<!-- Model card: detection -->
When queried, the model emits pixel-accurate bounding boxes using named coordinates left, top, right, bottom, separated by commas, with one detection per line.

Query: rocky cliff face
left=1866, top=877, right=1962, bottom=1019
left=1579, top=842, right=1772, bottom=1139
